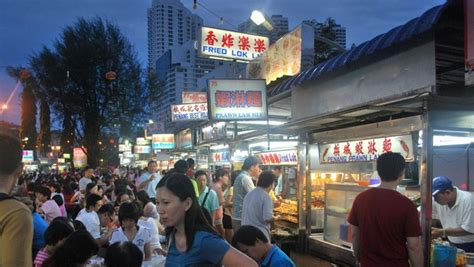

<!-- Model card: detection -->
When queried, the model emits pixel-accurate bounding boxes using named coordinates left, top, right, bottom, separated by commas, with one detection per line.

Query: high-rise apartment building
left=147, top=0, right=203, bottom=70
left=238, top=15, right=289, bottom=43
left=304, top=19, right=346, bottom=49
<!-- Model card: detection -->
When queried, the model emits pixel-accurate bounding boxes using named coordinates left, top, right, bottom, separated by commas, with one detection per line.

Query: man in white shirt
left=79, top=166, right=94, bottom=193
left=272, top=166, right=284, bottom=197
left=138, top=161, right=161, bottom=202
left=432, top=176, right=474, bottom=252
left=76, top=194, right=110, bottom=246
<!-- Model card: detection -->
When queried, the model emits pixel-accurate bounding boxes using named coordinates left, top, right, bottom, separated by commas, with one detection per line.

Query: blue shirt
left=165, top=231, right=230, bottom=267
left=198, top=186, right=219, bottom=213
left=261, top=245, right=295, bottom=267
left=32, top=212, right=48, bottom=250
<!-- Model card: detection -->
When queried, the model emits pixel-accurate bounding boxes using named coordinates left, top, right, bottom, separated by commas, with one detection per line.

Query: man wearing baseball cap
left=432, top=176, right=474, bottom=252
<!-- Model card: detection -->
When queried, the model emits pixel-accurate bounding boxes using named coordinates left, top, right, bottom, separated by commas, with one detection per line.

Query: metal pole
left=420, top=100, right=432, bottom=267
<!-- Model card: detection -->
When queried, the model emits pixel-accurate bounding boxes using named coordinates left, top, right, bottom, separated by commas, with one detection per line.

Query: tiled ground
left=290, top=250, right=336, bottom=267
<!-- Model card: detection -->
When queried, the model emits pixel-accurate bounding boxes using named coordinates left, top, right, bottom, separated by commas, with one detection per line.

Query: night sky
left=0, top=0, right=445, bottom=125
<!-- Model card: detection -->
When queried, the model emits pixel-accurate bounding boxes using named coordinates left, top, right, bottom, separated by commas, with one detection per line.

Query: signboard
left=171, top=103, right=208, bottom=122
left=247, top=24, right=314, bottom=84
left=146, top=122, right=165, bottom=136
left=57, top=158, right=66, bottom=164
left=200, top=26, right=269, bottom=61
left=136, top=137, right=149, bottom=146
left=73, top=148, right=87, bottom=168
left=257, top=150, right=298, bottom=166
left=176, top=129, right=193, bottom=149
left=208, top=79, right=267, bottom=120
left=22, top=150, right=34, bottom=163
left=63, top=153, right=71, bottom=159
left=152, top=134, right=175, bottom=149
left=118, top=143, right=132, bottom=152
left=202, top=123, right=226, bottom=141
left=183, top=92, right=207, bottom=104
left=319, top=135, right=414, bottom=163
left=134, top=145, right=151, bottom=154
left=210, top=151, right=230, bottom=163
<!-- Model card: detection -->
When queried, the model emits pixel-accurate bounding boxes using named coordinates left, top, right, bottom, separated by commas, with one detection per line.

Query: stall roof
left=270, top=3, right=448, bottom=97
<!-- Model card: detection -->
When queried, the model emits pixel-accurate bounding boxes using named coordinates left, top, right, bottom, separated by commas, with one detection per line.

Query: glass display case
left=323, top=183, right=368, bottom=248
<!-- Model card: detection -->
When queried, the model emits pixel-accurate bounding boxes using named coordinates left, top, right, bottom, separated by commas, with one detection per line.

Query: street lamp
left=250, top=10, right=274, bottom=31
left=1, top=104, right=7, bottom=110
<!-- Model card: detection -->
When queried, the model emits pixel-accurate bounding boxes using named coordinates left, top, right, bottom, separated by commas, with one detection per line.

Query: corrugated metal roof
left=270, top=3, right=447, bottom=97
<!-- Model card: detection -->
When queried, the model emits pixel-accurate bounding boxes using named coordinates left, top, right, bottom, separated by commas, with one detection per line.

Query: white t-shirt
left=79, top=177, right=93, bottom=191
left=138, top=217, right=162, bottom=249
left=76, top=208, right=101, bottom=239
left=109, top=226, right=151, bottom=256
left=433, top=187, right=474, bottom=244
left=139, top=172, right=162, bottom=198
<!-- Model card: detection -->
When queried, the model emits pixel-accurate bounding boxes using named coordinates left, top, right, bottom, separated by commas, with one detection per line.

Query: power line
left=194, top=1, right=238, bottom=29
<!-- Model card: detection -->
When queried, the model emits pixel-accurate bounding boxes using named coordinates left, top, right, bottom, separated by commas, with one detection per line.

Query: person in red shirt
left=348, top=152, right=423, bottom=267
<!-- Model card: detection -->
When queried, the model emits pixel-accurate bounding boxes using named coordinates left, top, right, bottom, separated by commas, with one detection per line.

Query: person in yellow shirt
left=0, top=133, right=33, bottom=267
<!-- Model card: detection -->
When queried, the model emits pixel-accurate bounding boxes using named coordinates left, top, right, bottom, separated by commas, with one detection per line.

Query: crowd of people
left=0, top=133, right=295, bottom=267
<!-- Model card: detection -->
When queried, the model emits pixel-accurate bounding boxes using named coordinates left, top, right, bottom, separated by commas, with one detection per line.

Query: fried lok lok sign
left=208, top=79, right=267, bottom=120
left=200, top=26, right=269, bottom=61
left=319, top=135, right=414, bottom=163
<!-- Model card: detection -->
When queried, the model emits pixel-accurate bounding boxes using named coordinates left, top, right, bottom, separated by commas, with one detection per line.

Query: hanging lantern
left=105, top=71, right=117, bottom=81
left=19, top=69, right=30, bottom=79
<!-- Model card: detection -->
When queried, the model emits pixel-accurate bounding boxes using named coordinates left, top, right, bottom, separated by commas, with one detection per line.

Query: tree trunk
left=84, top=113, right=101, bottom=168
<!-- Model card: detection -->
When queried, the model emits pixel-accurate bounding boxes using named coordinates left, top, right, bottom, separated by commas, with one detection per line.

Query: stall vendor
left=432, top=176, right=474, bottom=252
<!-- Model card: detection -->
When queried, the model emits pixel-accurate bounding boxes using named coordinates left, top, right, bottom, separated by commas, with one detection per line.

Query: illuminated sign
left=73, top=148, right=87, bottom=168
left=176, top=129, right=193, bottom=149
left=319, top=135, right=414, bottom=163
left=210, top=151, right=230, bottom=163
left=63, top=153, right=71, bottom=159
left=136, top=137, right=149, bottom=146
left=199, top=26, right=269, bottom=61
left=182, top=92, right=207, bottom=104
left=247, top=24, right=314, bottom=84
left=152, top=134, right=175, bottom=149
left=22, top=150, right=34, bottom=163
left=257, top=150, right=298, bottom=165
left=118, top=143, right=132, bottom=152
left=171, top=103, right=208, bottom=122
left=134, top=145, right=151, bottom=154
left=201, top=122, right=226, bottom=141
left=208, top=79, right=267, bottom=120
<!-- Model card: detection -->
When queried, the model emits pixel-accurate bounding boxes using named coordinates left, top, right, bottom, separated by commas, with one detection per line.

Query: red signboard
left=182, top=92, right=207, bottom=104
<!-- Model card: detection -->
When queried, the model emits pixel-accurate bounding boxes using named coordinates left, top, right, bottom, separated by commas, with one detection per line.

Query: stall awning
left=270, top=3, right=448, bottom=97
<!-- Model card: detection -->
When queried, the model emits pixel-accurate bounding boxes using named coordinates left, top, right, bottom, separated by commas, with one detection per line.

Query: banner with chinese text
left=152, top=134, right=175, bottom=149
left=134, top=145, right=151, bottom=154
left=319, top=135, right=414, bottom=163
left=73, top=147, right=87, bottom=168
left=200, top=26, right=269, bottom=61
left=208, top=79, right=267, bottom=120
left=182, top=92, right=207, bottom=104
left=171, top=103, right=208, bottom=121
left=257, top=150, right=298, bottom=166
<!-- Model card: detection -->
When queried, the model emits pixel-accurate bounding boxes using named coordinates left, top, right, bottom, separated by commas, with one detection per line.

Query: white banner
left=200, top=26, right=269, bottom=61
left=319, top=135, right=414, bottom=163
left=257, top=150, right=298, bottom=165
left=171, top=103, right=208, bottom=122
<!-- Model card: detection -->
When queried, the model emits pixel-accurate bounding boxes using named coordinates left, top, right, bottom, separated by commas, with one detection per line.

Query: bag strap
left=0, top=193, right=13, bottom=202
left=201, top=188, right=211, bottom=207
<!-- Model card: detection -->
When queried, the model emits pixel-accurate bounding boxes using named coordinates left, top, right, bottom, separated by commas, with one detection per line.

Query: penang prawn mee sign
left=208, top=79, right=267, bottom=120
left=200, top=26, right=269, bottom=61
left=319, top=135, right=414, bottom=163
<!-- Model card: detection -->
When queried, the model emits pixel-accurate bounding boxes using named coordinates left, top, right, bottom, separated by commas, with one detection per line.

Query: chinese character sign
left=319, top=135, right=414, bottom=163
left=257, top=150, right=298, bottom=165
left=200, top=26, right=269, bottom=61
left=171, top=103, right=208, bottom=122
left=22, top=150, right=34, bottom=163
left=73, top=148, right=87, bottom=168
left=152, top=134, right=175, bottom=149
left=208, top=79, right=267, bottom=120
left=182, top=92, right=207, bottom=104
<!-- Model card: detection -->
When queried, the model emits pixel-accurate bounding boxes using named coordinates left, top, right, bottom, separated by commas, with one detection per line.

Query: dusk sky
left=0, top=0, right=445, bottom=125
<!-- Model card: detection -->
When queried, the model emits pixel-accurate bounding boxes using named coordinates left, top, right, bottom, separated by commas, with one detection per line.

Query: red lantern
left=19, top=69, right=30, bottom=79
left=105, top=71, right=116, bottom=81
left=109, top=138, right=115, bottom=144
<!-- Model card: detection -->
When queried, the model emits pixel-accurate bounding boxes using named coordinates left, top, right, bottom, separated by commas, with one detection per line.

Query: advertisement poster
left=319, top=135, right=414, bottom=163
left=22, top=150, right=34, bottom=163
left=134, top=145, right=151, bottom=154
left=208, top=79, right=267, bottom=120
left=176, top=129, right=193, bottom=149
left=199, top=26, right=269, bottom=61
left=152, top=134, right=175, bottom=149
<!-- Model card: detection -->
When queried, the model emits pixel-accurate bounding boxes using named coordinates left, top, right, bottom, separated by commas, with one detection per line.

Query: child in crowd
left=105, top=241, right=143, bottom=267
left=35, top=186, right=61, bottom=223
left=34, top=218, right=75, bottom=266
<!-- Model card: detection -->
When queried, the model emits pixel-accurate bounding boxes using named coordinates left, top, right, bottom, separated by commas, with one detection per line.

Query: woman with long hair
left=156, top=173, right=257, bottom=266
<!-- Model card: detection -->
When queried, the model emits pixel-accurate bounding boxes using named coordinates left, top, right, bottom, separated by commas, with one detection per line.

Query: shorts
left=223, top=213, right=232, bottom=229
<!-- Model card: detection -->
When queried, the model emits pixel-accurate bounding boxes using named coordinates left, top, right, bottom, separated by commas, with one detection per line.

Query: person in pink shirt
left=35, top=186, right=62, bottom=223
left=34, top=218, right=75, bottom=267
left=211, top=169, right=230, bottom=237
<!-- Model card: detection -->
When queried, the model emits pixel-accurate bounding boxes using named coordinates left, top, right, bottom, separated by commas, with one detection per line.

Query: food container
left=433, top=245, right=457, bottom=267
left=466, top=252, right=474, bottom=267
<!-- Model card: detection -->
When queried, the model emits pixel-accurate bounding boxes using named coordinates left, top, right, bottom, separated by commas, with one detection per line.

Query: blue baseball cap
left=432, top=176, right=453, bottom=196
